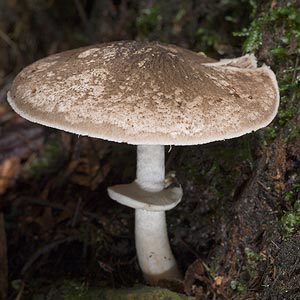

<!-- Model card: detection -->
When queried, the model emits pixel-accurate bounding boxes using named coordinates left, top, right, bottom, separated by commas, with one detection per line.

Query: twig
left=271, top=269, right=283, bottom=289
left=15, top=281, right=25, bottom=300
left=19, top=196, right=101, bottom=220
left=19, top=196, right=66, bottom=211
left=21, top=236, right=78, bottom=275
left=0, top=29, right=22, bottom=67
left=256, top=180, right=270, bottom=192
left=179, top=238, right=199, bottom=259
left=270, top=240, right=280, bottom=250
left=0, top=29, right=18, bottom=51
left=71, top=197, right=82, bottom=227
left=73, top=0, right=89, bottom=27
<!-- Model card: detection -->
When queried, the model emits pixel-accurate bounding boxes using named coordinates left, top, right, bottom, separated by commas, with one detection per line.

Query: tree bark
left=216, top=1, right=300, bottom=299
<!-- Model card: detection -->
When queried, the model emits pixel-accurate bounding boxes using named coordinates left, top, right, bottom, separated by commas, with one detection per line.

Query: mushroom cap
left=7, top=41, right=279, bottom=145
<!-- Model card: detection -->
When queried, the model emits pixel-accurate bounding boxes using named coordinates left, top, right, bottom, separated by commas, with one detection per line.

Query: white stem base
left=135, top=209, right=181, bottom=285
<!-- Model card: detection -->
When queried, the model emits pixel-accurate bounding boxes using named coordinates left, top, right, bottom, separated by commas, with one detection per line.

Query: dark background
left=0, top=0, right=300, bottom=299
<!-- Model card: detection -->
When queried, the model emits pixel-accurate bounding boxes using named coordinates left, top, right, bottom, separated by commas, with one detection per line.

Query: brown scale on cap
left=7, top=41, right=279, bottom=145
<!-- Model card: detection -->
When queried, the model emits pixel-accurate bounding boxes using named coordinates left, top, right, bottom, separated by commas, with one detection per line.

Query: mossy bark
left=207, top=1, right=300, bottom=299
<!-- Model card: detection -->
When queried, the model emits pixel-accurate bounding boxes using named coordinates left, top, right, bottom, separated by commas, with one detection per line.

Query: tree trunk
left=217, top=1, right=300, bottom=299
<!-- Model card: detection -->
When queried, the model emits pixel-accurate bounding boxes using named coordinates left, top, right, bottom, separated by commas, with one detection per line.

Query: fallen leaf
left=0, top=157, right=20, bottom=194
left=69, top=159, right=110, bottom=190
left=0, top=120, right=44, bottom=162
left=214, top=275, right=224, bottom=286
left=184, top=258, right=206, bottom=295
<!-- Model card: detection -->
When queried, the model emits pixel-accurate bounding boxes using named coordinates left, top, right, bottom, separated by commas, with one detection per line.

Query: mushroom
left=7, top=41, right=279, bottom=285
left=108, top=144, right=182, bottom=284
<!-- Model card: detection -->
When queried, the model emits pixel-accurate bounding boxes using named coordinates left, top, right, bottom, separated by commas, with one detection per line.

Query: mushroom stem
left=136, top=145, right=165, bottom=192
left=135, top=145, right=181, bottom=284
left=135, top=209, right=181, bottom=285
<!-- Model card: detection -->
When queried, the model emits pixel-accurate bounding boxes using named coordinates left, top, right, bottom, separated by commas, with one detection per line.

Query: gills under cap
left=7, top=41, right=279, bottom=145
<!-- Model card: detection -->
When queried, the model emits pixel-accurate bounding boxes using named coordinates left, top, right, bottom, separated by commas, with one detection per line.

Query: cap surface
left=7, top=41, right=279, bottom=145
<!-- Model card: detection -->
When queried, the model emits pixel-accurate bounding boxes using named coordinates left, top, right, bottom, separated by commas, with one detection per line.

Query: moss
left=244, top=247, right=262, bottom=262
left=62, top=281, right=90, bottom=300
left=23, top=136, right=63, bottom=179
left=62, top=282, right=194, bottom=300
left=207, top=137, right=253, bottom=199
left=235, top=2, right=300, bottom=54
left=102, top=286, right=191, bottom=300
left=230, top=280, right=246, bottom=293
left=236, top=2, right=300, bottom=143
left=280, top=184, right=300, bottom=238
left=227, top=247, right=265, bottom=296
left=244, top=247, right=263, bottom=280
left=136, top=5, right=162, bottom=39
left=234, top=17, right=264, bottom=53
